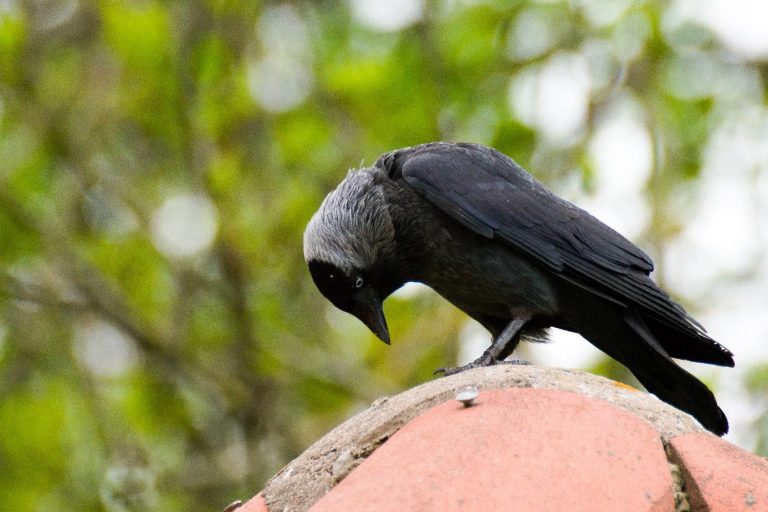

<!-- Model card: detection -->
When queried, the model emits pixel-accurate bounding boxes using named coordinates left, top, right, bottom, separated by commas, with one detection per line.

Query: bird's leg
left=435, top=316, right=530, bottom=376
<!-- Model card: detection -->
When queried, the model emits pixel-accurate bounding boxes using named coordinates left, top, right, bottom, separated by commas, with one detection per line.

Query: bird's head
left=305, top=259, right=391, bottom=343
left=303, top=169, right=400, bottom=344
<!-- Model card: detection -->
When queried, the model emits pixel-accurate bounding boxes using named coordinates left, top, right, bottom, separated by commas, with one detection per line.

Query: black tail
left=644, top=316, right=734, bottom=367
left=573, top=306, right=728, bottom=435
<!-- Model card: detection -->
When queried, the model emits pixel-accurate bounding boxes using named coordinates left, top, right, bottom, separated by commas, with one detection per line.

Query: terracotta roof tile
left=669, top=432, right=768, bottom=511
left=311, top=388, right=674, bottom=511
left=252, top=367, right=768, bottom=511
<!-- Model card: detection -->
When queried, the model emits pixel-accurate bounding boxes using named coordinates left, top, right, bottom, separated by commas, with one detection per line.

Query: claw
left=435, top=361, right=491, bottom=377
left=434, top=358, right=531, bottom=377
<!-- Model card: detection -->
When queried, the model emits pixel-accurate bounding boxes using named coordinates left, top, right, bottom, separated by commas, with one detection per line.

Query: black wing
left=376, top=142, right=733, bottom=366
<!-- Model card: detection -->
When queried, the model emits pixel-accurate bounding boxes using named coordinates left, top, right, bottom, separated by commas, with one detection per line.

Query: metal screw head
left=455, top=386, right=479, bottom=407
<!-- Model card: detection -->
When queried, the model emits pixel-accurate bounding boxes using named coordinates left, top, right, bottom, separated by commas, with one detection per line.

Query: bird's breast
left=384, top=176, right=559, bottom=317
left=421, top=236, right=560, bottom=318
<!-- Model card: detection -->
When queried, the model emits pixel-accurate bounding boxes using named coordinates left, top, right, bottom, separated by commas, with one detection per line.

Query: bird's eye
left=355, top=276, right=364, bottom=288
left=328, top=273, right=335, bottom=280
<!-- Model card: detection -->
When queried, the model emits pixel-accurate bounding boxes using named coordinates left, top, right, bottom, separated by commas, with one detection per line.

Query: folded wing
left=376, top=142, right=733, bottom=367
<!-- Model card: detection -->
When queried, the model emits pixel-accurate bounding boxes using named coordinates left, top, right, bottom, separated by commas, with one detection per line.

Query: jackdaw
left=303, top=142, right=733, bottom=435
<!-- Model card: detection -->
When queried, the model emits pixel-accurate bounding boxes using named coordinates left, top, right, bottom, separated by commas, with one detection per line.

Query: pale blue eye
left=355, top=276, right=364, bottom=288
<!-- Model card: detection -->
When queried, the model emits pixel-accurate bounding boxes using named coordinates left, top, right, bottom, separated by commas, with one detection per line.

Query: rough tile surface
left=669, top=432, right=768, bottom=512
left=311, top=388, right=674, bottom=512
left=264, top=365, right=703, bottom=511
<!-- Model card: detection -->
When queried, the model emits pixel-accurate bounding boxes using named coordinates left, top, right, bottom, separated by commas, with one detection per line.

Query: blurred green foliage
left=0, top=1, right=766, bottom=510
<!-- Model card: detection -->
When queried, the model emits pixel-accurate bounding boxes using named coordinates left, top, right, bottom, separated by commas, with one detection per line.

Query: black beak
left=352, top=286, right=390, bottom=345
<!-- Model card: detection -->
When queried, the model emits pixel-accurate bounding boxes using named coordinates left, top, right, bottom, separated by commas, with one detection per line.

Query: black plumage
left=303, top=142, right=733, bottom=435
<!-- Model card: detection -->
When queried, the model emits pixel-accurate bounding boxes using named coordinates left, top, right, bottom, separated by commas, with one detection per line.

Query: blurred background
left=0, top=0, right=767, bottom=509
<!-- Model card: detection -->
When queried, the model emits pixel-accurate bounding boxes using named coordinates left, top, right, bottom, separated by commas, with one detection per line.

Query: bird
left=303, top=142, right=734, bottom=435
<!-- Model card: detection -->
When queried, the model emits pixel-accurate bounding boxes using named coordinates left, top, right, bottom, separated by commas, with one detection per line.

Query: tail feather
left=573, top=305, right=729, bottom=435
left=645, top=316, right=734, bottom=367
left=622, top=311, right=728, bottom=435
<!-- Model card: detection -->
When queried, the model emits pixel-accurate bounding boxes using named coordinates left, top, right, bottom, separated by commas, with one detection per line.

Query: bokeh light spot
left=349, top=0, right=423, bottom=32
left=151, top=193, right=219, bottom=258
left=75, top=319, right=140, bottom=378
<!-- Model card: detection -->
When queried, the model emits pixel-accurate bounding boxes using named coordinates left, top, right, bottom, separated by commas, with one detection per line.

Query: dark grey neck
left=379, top=177, right=452, bottom=284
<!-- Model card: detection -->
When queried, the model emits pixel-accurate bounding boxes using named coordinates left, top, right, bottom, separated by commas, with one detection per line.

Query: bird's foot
left=434, top=356, right=530, bottom=377
left=434, top=361, right=489, bottom=377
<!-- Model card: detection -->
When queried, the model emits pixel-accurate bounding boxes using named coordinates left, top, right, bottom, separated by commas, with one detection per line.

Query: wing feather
left=376, top=142, right=716, bottom=346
